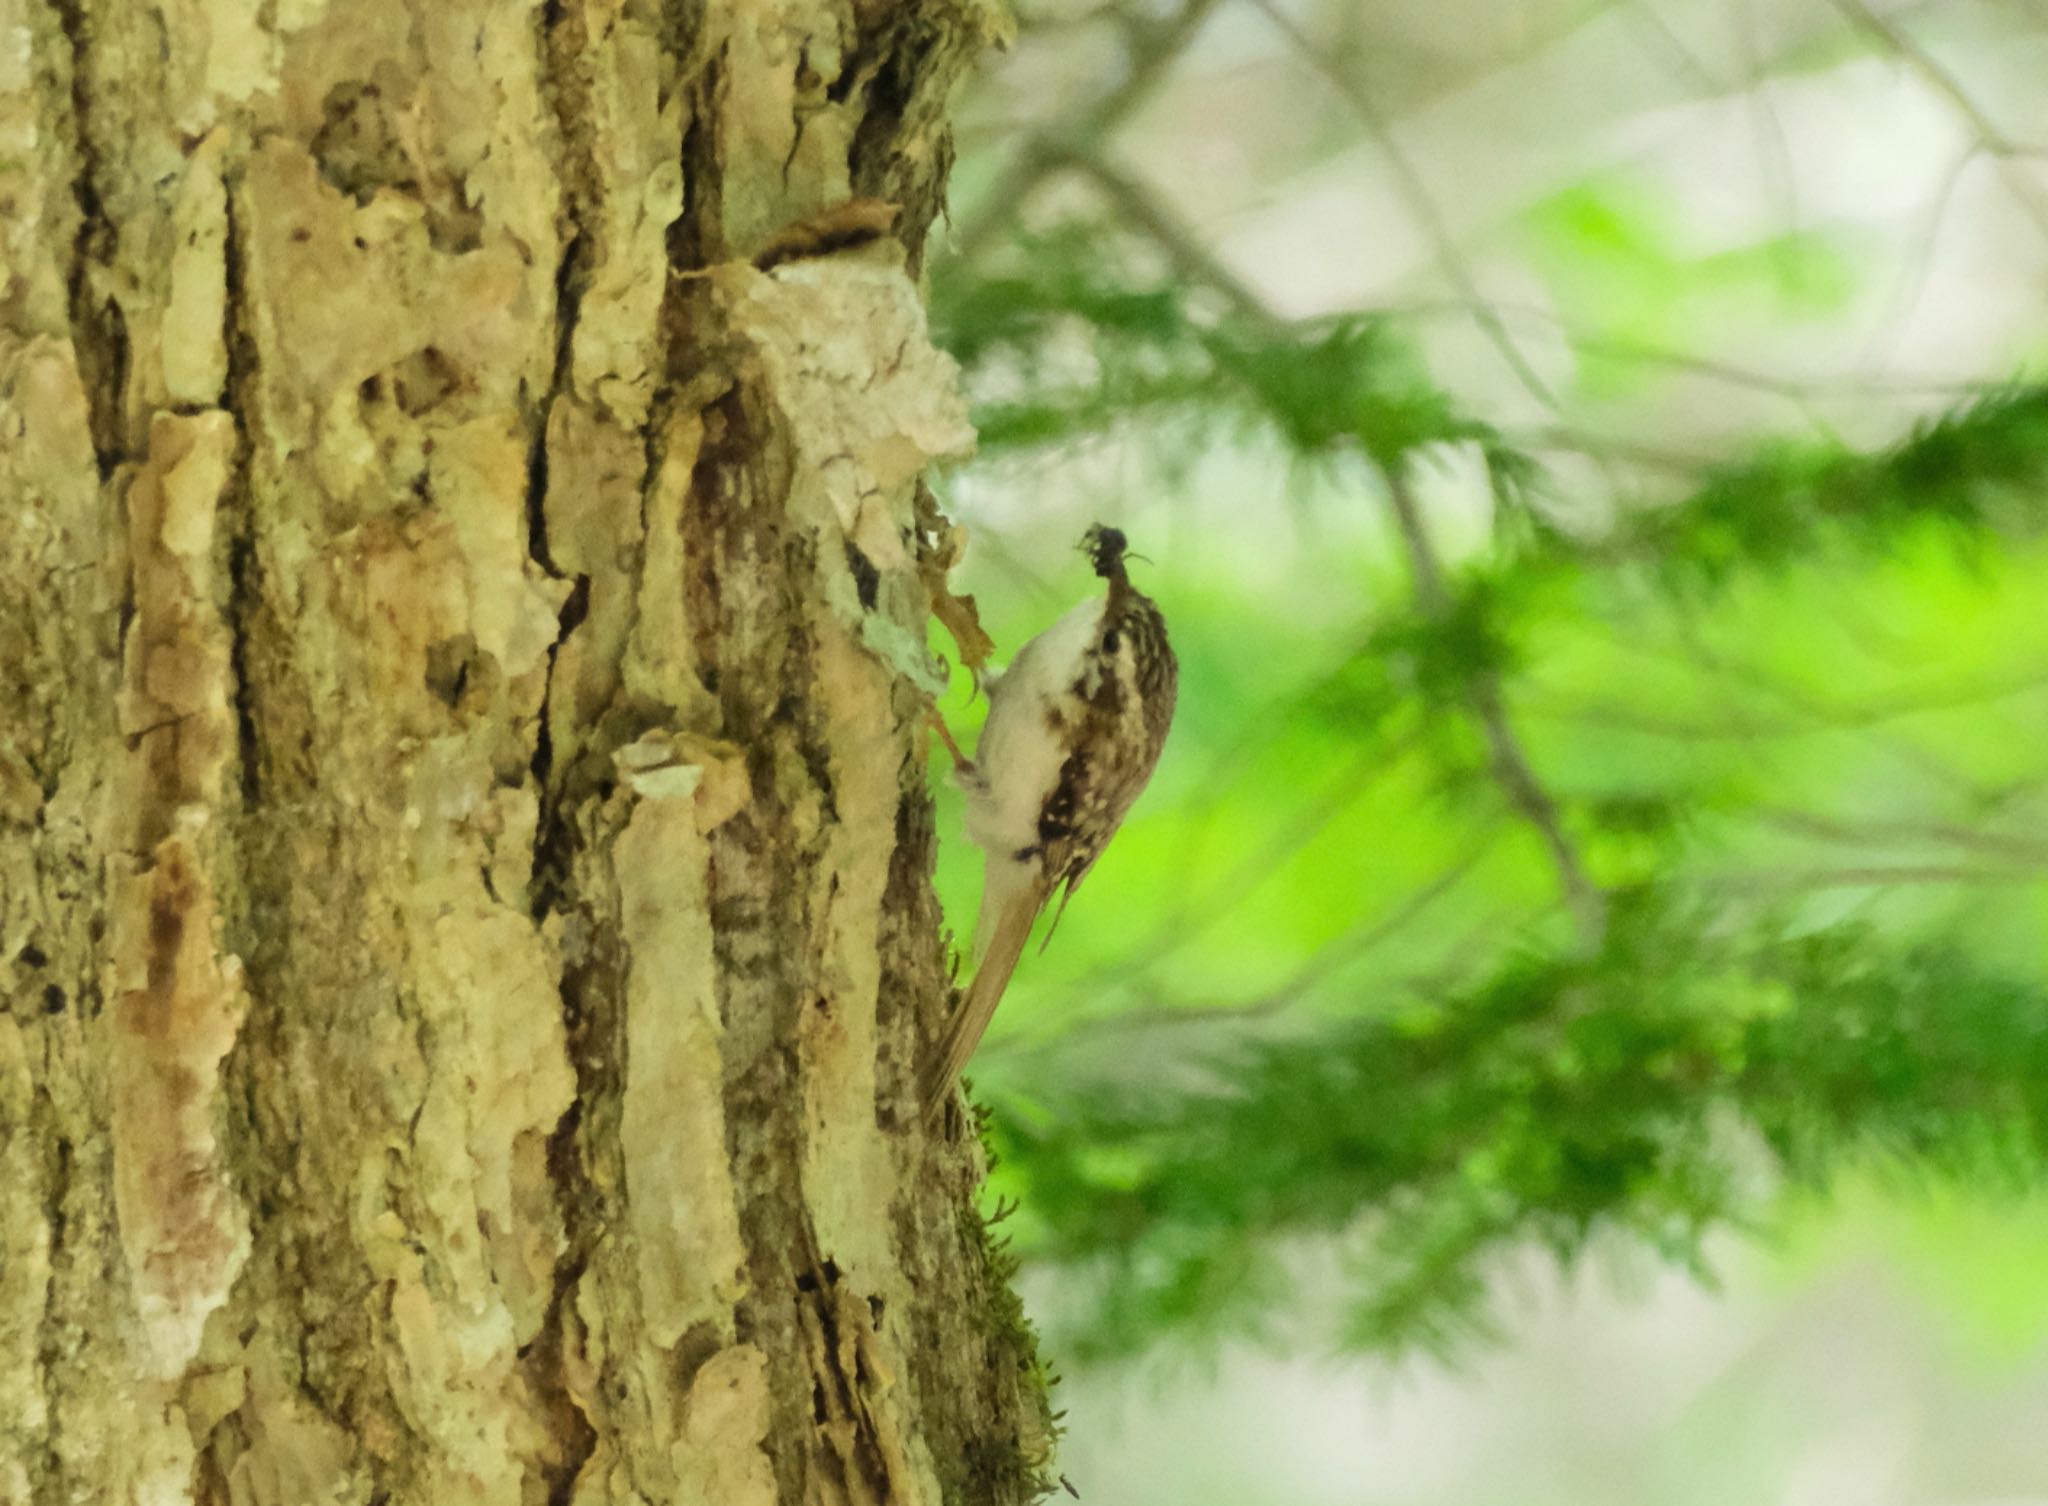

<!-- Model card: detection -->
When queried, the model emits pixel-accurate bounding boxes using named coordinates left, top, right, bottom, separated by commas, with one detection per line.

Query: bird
left=922, top=524, right=1178, bottom=1122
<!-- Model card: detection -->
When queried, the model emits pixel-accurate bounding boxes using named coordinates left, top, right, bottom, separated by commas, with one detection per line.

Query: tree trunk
left=0, top=2, right=1050, bottom=1502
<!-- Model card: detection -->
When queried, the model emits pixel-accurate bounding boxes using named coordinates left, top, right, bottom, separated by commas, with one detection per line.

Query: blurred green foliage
left=999, top=906, right=2048, bottom=1361
left=927, top=212, right=2048, bottom=1364
left=1521, top=178, right=1857, bottom=399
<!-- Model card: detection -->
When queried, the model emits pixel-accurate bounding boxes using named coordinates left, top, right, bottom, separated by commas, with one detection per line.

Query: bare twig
left=1518, top=655, right=2048, bottom=740
left=1049, top=144, right=1279, bottom=321
left=1651, top=620, right=2048, bottom=730
left=1737, top=0, right=1804, bottom=244
left=1375, top=458, right=1608, bottom=946
left=1099, top=727, right=1427, bottom=988
left=951, top=0, right=1230, bottom=263
left=1704, top=861, right=2042, bottom=892
left=1244, top=0, right=1561, bottom=415
left=1625, top=1, right=1726, bottom=96
left=1388, top=294, right=2001, bottom=400
left=1659, top=611, right=2008, bottom=798
left=1858, top=143, right=1980, bottom=373
left=1827, top=0, right=2048, bottom=237
left=1752, top=805, right=2048, bottom=866
left=1828, top=0, right=2023, bottom=151
left=1507, top=617, right=2038, bottom=810
left=1514, top=426, right=1720, bottom=475
left=991, top=830, right=1506, bottom=1057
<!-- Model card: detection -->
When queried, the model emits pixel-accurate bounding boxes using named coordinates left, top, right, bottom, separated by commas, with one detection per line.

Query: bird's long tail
left=922, top=863, right=1047, bottom=1122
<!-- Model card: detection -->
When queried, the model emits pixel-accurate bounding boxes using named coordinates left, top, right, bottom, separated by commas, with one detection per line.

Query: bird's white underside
left=958, top=592, right=1144, bottom=957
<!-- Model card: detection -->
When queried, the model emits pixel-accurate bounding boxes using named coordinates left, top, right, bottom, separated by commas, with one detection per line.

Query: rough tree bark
left=0, top=2, right=1053, bottom=1502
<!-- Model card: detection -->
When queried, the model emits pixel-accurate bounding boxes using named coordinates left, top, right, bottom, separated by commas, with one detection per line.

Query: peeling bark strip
left=2, top=1, right=1051, bottom=1504
left=109, top=413, right=249, bottom=1378
left=108, top=835, right=249, bottom=1379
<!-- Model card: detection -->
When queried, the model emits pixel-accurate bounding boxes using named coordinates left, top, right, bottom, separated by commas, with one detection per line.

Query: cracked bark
left=0, top=3, right=1048, bottom=1503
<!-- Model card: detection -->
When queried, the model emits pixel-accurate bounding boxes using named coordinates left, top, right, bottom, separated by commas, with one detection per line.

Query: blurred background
left=920, top=0, right=2048, bottom=1500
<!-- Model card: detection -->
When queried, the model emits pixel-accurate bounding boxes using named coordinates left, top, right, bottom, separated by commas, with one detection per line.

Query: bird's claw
left=925, top=709, right=971, bottom=772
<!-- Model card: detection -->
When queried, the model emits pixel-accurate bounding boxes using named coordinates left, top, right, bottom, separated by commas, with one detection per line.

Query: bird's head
left=1079, top=524, right=1130, bottom=580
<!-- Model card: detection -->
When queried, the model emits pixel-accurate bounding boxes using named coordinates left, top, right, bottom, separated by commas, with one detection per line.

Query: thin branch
left=1826, top=0, right=2048, bottom=237
left=1049, top=145, right=1278, bottom=323
left=1096, top=728, right=1427, bottom=988
left=1514, top=426, right=1721, bottom=475
left=1827, top=0, right=2022, bottom=152
left=1390, top=294, right=1995, bottom=403
left=1858, top=143, right=1980, bottom=374
left=1703, top=861, right=2043, bottom=892
left=1737, top=0, right=1804, bottom=245
left=1752, top=805, right=2048, bottom=866
left=1645, top=624, right=2048, bottom=731
left=1510, top=621, right=2040, bottom=809
left=1212, top=828, right=1506, bottom=1015
left=1518, top=655, right=2048, bottom=741
left=1010, top=0, right=1152, bottom=36
left=1510, top=693, right=1810, bottom=741
left=1375, top=458, right=1608, bottom=946
left=1243, top=0, right=1562, bottom=415
left=1658, top=611, right=2010, bottom=797
left=993, top=830, right=1506, bottom=1057
left=1624, top=1, right=1727, bottom=97
left=951, top=0, right=1230, bottom=263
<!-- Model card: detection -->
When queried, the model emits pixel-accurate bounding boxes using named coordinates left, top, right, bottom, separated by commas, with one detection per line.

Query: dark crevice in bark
left=526, top=574, right=588, bottom=925
left=680, top=388, right=741, bottom=693
left=533, top=901, right=619, bottom=1501
left=525, top=19, right=606, bottom=1503
left=527, top=0, right=597, bottom=920
left=525, top=223, right=582, bottom=577
left=542, top=1417, right=597, bottom=1506
left=771, top=543, right=838, bottom=828
left=672, top=54, right=723, bottom=273
left=689, top=393, right=825, bottom=1502
left=211, top=142, right=326, bottom=1506
left=796, top=1250, right=893, bottom=1500
left=531, top=1097, right=598, bottom=1506
left=670, top=1318, right=724, bottom=1394
left=526, top=0, right=599, bottom=928
left=225, top=530, right=262, bottom=808
left=34, top=1130, right=73, bottom=1503
left=638, top=384, right=683, bottom=554
left=215, top=164, right=303, bottom=1424
left=222, top=186, right=264, bottom=810
left=845, top=14, right=969, bottom=275
left=525, top=0, right=588, bottom=577
left=49, top=0, right=128, bottom=477
left=842, top=539, right=881, bottom=612
left=652, top=0, right=709, bottom=455
left=877, top=776, right=944, bottom=1123
left=199, top=1416, right=253, bottom=1505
